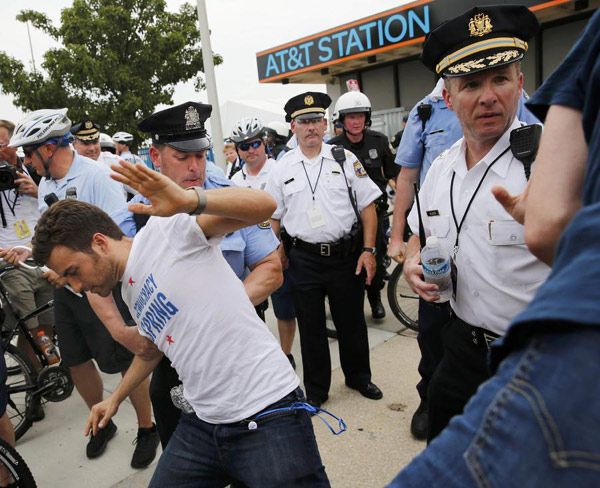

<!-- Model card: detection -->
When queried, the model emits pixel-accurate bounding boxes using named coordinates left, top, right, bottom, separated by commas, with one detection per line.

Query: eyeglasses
left=295, top=117, right=324, bottom=126
left=334, top=124, right=343, bottom=129
left=237, top=140, right=262, bottom=151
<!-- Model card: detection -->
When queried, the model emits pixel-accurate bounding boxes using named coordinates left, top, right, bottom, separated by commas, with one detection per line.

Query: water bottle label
left=423, top=259, right=450, bottom=276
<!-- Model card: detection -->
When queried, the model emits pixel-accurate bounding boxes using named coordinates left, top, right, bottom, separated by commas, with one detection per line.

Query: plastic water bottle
left=36, top=331, right=60, bottom=365
left=421, top=236, right=452, bottom=303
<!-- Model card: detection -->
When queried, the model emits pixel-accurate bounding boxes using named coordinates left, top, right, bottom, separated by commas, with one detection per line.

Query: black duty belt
left=291, top=237, right=343, bottom=257
left=453, top=314, right=501, bottom=350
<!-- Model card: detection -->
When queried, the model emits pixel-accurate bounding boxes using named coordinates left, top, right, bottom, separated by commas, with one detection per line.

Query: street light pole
left=195, top=0, right=225, bottom=170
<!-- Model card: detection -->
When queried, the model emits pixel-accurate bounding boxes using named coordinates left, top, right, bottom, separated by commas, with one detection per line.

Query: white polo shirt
left=231, top=158, right=275, bottom=190
left=408, top=118, right=550, bottom=335
left=265, top=143, right=381, bottom=243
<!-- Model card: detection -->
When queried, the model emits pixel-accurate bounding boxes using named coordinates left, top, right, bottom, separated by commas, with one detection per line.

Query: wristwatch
left=187, top=186, right=207, bottom=215
left=362, top=247, right=377, bottom=256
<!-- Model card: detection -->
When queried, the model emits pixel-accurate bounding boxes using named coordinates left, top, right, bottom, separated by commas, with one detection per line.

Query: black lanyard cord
left=300, top=158, right=324, bottom=202
left=450, top=147, right=510, bottom=252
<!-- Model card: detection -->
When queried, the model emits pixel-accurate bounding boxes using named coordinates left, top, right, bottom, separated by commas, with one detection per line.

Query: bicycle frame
left=0, top=264, right=54, bottom=369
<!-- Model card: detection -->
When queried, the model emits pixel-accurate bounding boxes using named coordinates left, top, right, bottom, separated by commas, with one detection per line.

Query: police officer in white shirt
left=266, top=92, right=383, bottom=407
left=229, top=117, right=275, bottom=190
left=229, top=117, right=299, bottom=368
left=403, top=5, right=550, bottom=442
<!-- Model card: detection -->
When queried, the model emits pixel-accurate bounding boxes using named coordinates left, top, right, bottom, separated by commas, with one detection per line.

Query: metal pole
left=26, top=21, right=37, bottom=73
left=195, top=0, right=225, bottom=171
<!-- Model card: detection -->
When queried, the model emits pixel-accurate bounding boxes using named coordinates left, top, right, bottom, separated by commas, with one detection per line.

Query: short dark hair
left=32, top=200, right=125, bottom=265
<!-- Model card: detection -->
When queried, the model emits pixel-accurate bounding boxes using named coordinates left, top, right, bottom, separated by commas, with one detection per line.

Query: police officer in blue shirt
left=6, top=109, right=159, bottom=467
left=111, top=101, right=283, bottom=448
left=388, top=69, right=541, bottom=442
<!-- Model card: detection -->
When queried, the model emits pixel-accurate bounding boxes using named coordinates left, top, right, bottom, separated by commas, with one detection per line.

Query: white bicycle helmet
left=334, top=92, right=372, bottom=127
left=9, top=108, right=71, bottom=148
left=112, top=131, right=134, bottom=143
left=265, top=121, right=289, bottom=139
left=230, top=117, right=264, bottom=144
left=99, top=133, right=115, bottom=150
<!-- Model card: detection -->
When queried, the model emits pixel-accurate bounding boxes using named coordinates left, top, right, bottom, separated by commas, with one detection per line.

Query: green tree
left=0, top=0, right=222, bottom=146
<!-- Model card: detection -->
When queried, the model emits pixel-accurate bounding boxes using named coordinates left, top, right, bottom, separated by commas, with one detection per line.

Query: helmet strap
left=36, top=145, right=56, bottom=180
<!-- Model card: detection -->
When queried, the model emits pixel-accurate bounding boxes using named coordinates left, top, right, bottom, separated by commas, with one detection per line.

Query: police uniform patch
left=368, top=149, right=378, bottom=159
left=353, top=161, right=368, bottom=178
left=258, top=220, right=272, bottom=230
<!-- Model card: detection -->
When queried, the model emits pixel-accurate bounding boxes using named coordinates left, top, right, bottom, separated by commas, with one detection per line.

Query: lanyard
left=449, top=147, right=510, bottom=257
left=300, top=158, right=324, bottom=202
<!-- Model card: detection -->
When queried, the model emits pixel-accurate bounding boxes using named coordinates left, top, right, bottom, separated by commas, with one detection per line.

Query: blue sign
left=256, top=4, right=431, bottom=82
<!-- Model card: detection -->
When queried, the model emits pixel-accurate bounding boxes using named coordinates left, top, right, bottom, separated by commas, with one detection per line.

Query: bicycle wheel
left=0, top=437, right=36, bottom=487
left=4, top=345, right=36, bottom=441
left=387, top=263, right=419, bottom=331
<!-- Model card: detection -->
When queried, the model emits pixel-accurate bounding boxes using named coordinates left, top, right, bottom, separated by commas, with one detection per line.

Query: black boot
left=369, top=294, right=386, bottom=319
left=410, top=400, right=428, bottom=440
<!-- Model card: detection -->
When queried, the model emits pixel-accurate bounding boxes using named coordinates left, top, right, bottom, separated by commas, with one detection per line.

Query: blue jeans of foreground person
left=388, top=326, right=600, bottom=488
left=149, top=387, right=330, bottom=487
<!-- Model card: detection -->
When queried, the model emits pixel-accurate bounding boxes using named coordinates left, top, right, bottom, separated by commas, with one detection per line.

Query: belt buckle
left=482, top=332, right=497, bottom=349
left=320, top=243, right=331, bottom=256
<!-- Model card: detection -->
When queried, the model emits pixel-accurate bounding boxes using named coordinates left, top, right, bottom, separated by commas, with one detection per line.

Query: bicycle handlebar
left=4, top=245, right=83, bottom=297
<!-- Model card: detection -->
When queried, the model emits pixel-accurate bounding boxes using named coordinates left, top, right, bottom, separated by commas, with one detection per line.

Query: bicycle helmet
left=264, top=121, right=289, bottom=139
left=9, top=109, right=71, bottom=148
left=99, top=133, right=115, bottom=151
left=230, top=117, right=264, bottom=144
left=334, top=92, right=372, bottom=127
left=112, top=131, right=134, bottom=144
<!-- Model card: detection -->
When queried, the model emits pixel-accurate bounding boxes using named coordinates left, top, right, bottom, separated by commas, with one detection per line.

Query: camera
left=0, top=161, right=18, bottom=191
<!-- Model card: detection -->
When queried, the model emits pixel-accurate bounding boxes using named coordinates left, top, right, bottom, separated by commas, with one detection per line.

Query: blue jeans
left=388, top=327, right=600, bottom=487
left=149, top=387, right=330, bottom=487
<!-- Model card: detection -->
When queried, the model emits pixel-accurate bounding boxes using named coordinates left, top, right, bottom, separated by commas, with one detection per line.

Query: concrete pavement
left=14, top=276, right=425, bottom=487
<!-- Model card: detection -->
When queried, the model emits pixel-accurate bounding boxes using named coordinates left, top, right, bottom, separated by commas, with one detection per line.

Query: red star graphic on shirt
left=128, top=277, right=135, bottom=286
left=166, top=335, right=174, bottom=345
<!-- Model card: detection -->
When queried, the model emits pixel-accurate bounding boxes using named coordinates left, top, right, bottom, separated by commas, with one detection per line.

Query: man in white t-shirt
left=31, top=162, right=330, bottom=487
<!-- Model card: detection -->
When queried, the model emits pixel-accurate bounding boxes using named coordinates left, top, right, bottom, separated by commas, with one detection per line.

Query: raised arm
left=110, top=161, right=276, bottom=238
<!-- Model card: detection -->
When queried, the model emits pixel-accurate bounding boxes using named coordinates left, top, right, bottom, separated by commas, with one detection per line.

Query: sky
left=0, top=0, right=410, bottom=132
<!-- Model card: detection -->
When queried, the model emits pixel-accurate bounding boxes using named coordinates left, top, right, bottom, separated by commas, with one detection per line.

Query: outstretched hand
left=86, top=396, right=119, bottom=437
left=110, top=161, right=196, bottom=217
left=492, top=185, right=527, bottom=225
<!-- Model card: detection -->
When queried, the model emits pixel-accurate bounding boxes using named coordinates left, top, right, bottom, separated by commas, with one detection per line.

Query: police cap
left=284, top=92, right=331, bottom=122
left=138, top=101, right=212, bottom=152
left=71, top=119, right=101, bottom=142
left=421, top=5, right=539, bottom=77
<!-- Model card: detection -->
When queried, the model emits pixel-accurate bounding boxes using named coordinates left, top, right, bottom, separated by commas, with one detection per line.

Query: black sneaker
left=86, top=419, right=117, bottom=459
left=27, top=396, right=45, bottom=422
left=286, top=354, right=296, bottom=371
left=131, top=423, right=160, bottom=469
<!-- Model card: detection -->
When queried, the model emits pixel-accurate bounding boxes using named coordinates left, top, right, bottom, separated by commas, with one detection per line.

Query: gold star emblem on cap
left=304, top=95, right=314, bottom=106
left=469, top=13, right=493, bottom=37
left=85, top=121, right=93, bottom=129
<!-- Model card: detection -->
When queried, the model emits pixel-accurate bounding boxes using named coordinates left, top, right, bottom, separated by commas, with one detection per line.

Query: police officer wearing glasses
left=266, top=92, right=383, bottom=407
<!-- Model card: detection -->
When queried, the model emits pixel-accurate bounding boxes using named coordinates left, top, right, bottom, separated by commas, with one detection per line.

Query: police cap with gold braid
left=421, top=5, right=539, bottom=77
left=71, top=119, right=101, bottom=142
left=284, top=92, right=331, bottom=121
left=138, top=101, right=212, bottom=152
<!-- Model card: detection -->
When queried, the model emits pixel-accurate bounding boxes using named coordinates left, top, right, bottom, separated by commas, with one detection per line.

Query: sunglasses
left=22, top=145, right=38, bottom=158
left=237, top=140, right=262, bottom=151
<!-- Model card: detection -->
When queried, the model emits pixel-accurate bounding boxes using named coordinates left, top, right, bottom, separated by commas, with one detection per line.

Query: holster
left=280, top=227, right=292, bottom=254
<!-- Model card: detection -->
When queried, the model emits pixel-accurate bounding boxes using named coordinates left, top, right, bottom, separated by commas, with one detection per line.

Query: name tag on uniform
left=307, top=202, right=327, bottom=229
left=426, top=210, right=440, bottom=217
left=14, top=220, right=32, bottom=239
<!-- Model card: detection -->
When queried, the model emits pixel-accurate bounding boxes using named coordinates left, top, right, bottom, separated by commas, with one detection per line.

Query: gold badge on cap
left=469, top=13, right=493, bottom=37
left=185, top=106, right=201, bottom=131
left=304, top=95, right=314, bottom=106
left=85, top=121, right=93, bottom=129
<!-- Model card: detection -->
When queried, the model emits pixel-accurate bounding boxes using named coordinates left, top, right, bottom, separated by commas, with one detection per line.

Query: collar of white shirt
left=443, top=117, right=522, bottom=180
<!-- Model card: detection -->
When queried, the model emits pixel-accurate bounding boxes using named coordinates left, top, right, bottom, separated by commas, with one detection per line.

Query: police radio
left=510, top=124, right=542, bottom=181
